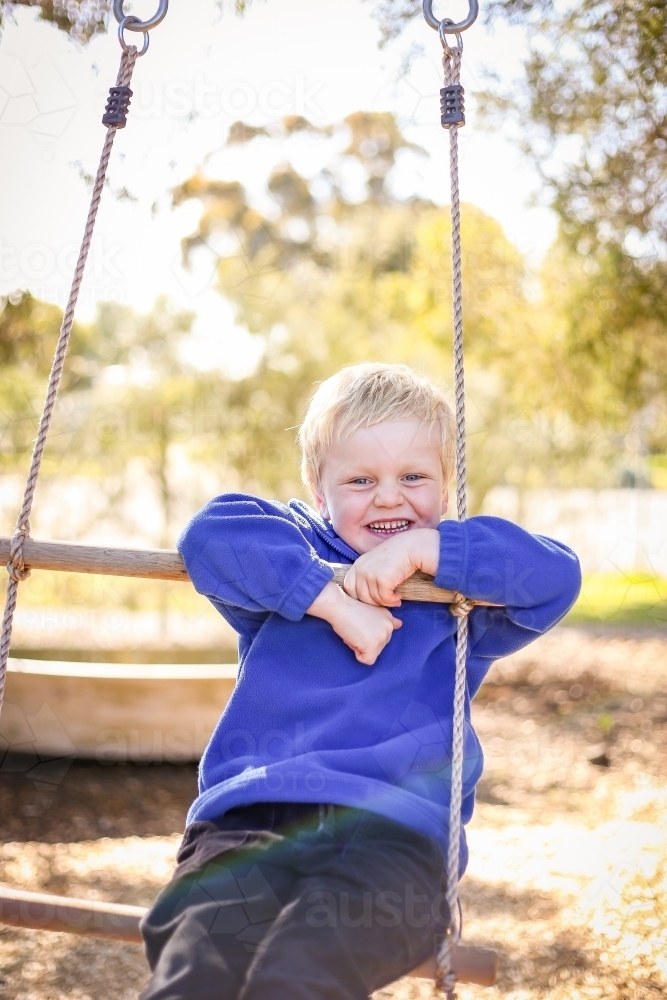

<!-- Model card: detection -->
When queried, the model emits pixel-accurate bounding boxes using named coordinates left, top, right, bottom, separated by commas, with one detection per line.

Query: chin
left=340, top=532, right=374, bottom=555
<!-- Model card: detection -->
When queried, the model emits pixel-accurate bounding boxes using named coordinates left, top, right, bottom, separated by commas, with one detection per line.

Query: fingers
left=353, top=611, right=402, bottom=664
left=378, top=583, right=402, bottom=608
left=355, top=650, right=375, bottom=666
left=353, top=637, right=381, bottom=665
left=344, top=566, right=370, bottom=603
left=343, top=567, right=359, bottom=601
left=343, top=567, right=401, bottom=607
left=368, top=576, right=399, bottom=607
left=358, top=575, right=377, bottom=607
left=333, top=591, right=401, bottom=665
left=356, top=577, right=376, bottom=607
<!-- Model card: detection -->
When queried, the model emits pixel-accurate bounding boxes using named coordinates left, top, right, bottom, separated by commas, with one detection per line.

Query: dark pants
left=140, top=802, right=448, bottom=1000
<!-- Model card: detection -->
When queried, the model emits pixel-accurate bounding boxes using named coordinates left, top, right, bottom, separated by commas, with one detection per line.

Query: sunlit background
left=1, top=0, right=552, bottom=318
left=0, top=4, right=666, bottom=998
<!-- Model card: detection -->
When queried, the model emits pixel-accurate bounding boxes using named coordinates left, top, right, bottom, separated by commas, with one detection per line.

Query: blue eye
left=350, top=478, right=371, bottom=485
left=403, top=474, right=423, bottom=483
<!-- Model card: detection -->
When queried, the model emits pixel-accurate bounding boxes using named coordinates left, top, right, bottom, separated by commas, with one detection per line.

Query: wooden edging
left=0, top=537, right=500, bottom=607
left=0, top=885, right=498, bottom=985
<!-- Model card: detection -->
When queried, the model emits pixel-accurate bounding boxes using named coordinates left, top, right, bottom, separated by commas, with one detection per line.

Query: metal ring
left=439, top=19, right=463, bottom=53
left=113, top=0, right=168, bottom=32
left=118, top=15, right=150, bottom=55
left=423, top=0, right=479, bottom=35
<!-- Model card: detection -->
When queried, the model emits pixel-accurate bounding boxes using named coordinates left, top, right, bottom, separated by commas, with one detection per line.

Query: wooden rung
left=0, top=884, right=146, bottom=943
left=0, top=536, right=501, bottom=606
left=0, top=537, right=189, bottom=582
left=331, top=565, right=499, bottom=605
left=410, top=945, right=498, bottom=986
left=0, top=886, right=498, bottom=985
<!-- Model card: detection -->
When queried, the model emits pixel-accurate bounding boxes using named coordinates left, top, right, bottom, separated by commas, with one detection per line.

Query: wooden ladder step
left=0, top=536, right=500, bottom=606
left=0, top=885, right=498, bottom=985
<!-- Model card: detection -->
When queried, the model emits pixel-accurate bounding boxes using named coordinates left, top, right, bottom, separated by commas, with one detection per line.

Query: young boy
left=140, top=363, right=581, bottom=1000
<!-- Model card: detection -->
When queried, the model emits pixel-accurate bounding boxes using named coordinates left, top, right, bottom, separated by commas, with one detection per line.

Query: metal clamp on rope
left=102, top=2, right=169, bottom=128
left=102, top=83, right=133, bottom=128
left=441, top=82, right=465, bottom=128
left=424, top=6, right=470, bottom=128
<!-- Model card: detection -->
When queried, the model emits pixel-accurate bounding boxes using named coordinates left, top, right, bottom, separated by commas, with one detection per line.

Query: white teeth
left=367, top=520, right=410, bottom=532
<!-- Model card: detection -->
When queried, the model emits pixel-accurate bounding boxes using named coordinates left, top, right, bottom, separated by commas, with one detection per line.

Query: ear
left=441, top=490, right=449, bottom=517
left=310, top=481, right=330, bottom=521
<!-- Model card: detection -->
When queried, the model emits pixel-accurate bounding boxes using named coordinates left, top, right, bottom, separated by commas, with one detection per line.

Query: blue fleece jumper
left=178, top=494, right=581, bottom=877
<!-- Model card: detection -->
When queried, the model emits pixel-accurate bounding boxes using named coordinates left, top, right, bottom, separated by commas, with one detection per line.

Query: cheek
left=328, top=494, right=367, bottom=532
left=412, top=486, right=446, bottom=522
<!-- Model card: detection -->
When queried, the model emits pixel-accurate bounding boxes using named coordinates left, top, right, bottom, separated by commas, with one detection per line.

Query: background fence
left=484, top=487, right=667, bottom=576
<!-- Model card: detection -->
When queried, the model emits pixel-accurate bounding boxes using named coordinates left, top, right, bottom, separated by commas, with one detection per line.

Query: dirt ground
left=1, top=625, right=665, bottom=1000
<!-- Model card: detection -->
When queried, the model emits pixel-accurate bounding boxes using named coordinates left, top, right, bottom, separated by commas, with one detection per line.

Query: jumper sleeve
left=178, top=493, right=334, bottom=623
left=436, top=516, right=581, bottom=660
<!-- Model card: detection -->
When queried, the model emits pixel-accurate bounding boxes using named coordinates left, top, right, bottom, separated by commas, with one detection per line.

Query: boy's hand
left=307, top=581, right=402, bottom=665
left=344, top=528, right=440, bottom=608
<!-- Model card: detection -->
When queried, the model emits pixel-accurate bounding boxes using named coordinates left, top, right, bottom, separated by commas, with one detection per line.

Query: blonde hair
left=299, top=363, right=455, bottom=488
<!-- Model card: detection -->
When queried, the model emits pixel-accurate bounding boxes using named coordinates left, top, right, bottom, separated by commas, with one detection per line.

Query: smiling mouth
left=366, top=520, right=412, bottom=535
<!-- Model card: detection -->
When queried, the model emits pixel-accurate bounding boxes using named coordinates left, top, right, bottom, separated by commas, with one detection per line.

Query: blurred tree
left=478, top=0, right=667, bottom=446
left=0, top=0, right=418, bottom=44
left=0, top=291, right=220, bottom=544
left=0, top=292, right=99, bottom=469
left=68, top=298, right=199, bottom=544
left=333, top=0, right=667, bottom=454
left=173, top=111, right=603, bottom=509
left=479, top=0, right=667, bottom=256
left=0, top=0, right=109, bottom=42
left=535, top=239, right=667, bottom=438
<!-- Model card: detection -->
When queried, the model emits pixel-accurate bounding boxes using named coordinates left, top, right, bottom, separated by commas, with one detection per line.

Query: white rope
left=436, top=45, right=469, bottom=1000
left=0, top=47, right=138, bottom=715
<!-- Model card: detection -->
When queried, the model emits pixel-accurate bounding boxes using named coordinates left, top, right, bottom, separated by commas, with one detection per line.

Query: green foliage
left=1, top=105, right=634, bottom=520
left=0, top=292, right=97, bottom=464
left=5, top=0, right=659, bottom=535
left=489, top=0, right=667, bottom=255
left=476, top=0, right=667, bottom=444
left=0, top=292, right=214, bottom=543
left=356, top=0, right=667, bottom=449
left=173, top=111, right=613, bottom=506
left=364, top=0, right=421, bottom=44
left=567, top=572, right=667, bottom=628
left=0, top=1, right=109, bottom=42
left=537, top=238, right=667, bottom=440
left=60, top=299, right=212, bottom=541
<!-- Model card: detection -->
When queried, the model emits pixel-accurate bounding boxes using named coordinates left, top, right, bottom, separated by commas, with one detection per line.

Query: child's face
left=311, top=419, right=448, bottom=555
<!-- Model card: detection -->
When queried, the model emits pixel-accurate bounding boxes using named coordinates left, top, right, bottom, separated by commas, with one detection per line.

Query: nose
left=373, top=479, right=403, bottom=509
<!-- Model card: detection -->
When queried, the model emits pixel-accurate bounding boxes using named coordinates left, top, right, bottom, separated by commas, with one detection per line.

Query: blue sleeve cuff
left=275, top=558, right=335, bottom=622
left=435, top=520, right=469, bottom=593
